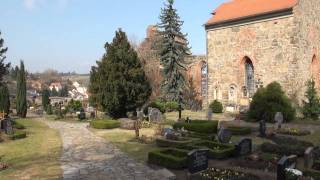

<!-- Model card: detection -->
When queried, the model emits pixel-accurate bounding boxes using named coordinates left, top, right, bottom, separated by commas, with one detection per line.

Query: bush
left=302, top=79, right=320, bottom=120
left=173, top=120, right=218, bottom=134
left=156, top=137, right=195, bottom=148
left=90, top=120, right=120, bottom=129
left=187, top=132, right=216, bottom=141
left=13, top=122, right=26, bottom=130
left=9, top=131, right=27, bottom=140
left=148, top=148, right=189, bottom=169
left=209, top=100, right=223, bottom=113
left=165, top=101, right=180, bottom=112
left=227, top=126, right=251, bottom=135
left=247, top=82, right=296, bottom=123
left=193, top=141, right=235, bottom=159
left=145, top=99, right=166, bottom=114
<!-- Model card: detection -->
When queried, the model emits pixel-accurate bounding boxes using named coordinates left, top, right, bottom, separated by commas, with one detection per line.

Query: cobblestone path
left=41, top=120, right=166, bottom=180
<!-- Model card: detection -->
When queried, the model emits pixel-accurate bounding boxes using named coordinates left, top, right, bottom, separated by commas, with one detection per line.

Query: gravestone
left=259, top=120, right=266, bottom=137
left=218, top=128, right=232, bottom=143
left=148, top=108, right=162, bottom=123
left=137, top=110, right=144, bottom=121
left=188, top=149, right=209, bottom=174
left=1, top=118, right=13, bottom=135
left=162, top=128, right=174, bottom=136
left=275, top=112, right=284, bottom=129
left=207, top=108, right=212, bottom=121
left=277, top=155, right=297, bottom=180
left=305, top=147, right=315, bottom=169
left=236, top=138, right=252, bottom=156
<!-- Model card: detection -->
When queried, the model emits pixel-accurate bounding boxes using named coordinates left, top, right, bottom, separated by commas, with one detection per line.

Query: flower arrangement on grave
left=200, top=167, right=259, bottom=180
left=285, top=168, right=303, bottom=180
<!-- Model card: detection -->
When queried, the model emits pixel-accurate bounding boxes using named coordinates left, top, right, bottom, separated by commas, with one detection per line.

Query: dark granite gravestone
left=188, top=149, right=209, bottom=174
left=218, top=128, right=232, bottom=143
left=259, top=120, right=266, bottom=137
left=277, top=155, right=297, bottom=180
left=305, top=147, right=315, bottom=169
left=1, top=118, right=13, bottom=135
left=236, top=138, right=252, bottom=156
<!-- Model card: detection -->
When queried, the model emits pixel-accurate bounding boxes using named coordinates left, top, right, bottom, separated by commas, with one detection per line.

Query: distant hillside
left=61, top=74, right=90, bottom=87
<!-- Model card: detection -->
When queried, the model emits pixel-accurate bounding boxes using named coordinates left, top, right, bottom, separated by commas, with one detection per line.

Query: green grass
left=91, top=128, right=158, bottom=162
left=0, top=119, right=62, bottom=180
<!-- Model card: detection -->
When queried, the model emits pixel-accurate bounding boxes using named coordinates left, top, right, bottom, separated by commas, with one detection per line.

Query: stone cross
left=275, top=112, right=284, bottom=129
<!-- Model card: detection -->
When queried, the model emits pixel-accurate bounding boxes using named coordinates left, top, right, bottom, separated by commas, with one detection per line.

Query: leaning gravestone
left=236, top=138, right=252, bottom=156
left=275, top=112, right=284, bottom=129
left=305, top=147, right=315, bottom=169
left=277, top=155, right=297, bottom=180
left=259, top=120, right=266, bottom=137
left=188, top=149, right=209, bottom=174
left=218, top=128, right=232, bottom=144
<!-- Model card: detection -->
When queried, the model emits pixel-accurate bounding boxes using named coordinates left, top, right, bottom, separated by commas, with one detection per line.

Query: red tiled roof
left=206, top=0, right=298, bottom=26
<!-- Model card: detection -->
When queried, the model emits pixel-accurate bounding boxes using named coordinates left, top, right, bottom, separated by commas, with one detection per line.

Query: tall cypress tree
left=42, top=88, right=50, bottom=112
left=0, top=31, right=10, bottom=85
left=90, top=29, right=151, bottom=118
left=0, top=85, right=10, bottom=115
left=158, top=0, right=190, bottom=119
left=16, top=61, right=27, bottom=118
left=89, top=66, right=101, bottom=108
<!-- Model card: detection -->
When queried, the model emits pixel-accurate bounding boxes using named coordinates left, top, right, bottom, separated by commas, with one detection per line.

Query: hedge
left=90, top=120, right=120, bottom=129
left=156, top=137, right=195, bottom=148
left=13, top=122, right=26, bottom=130
left=303, top=169, right=320, bottom=179
left=227, top=126, right=251, bottom=135
left=187, top=132, right=216, bottom=141
left=148, top=148, right=189, bottom=169
left=261, top=142, right=310, bottom=157
left=9, top=131, right=27, bottom=140
left=173, top=120, right=218, bottom=134
left=193, top=141, right=235, bottom=159
left=209, top=100, right=223, bottom=113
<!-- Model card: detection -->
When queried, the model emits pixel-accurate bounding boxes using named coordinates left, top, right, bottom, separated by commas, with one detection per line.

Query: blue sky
left=0, top=0, right=222, bottom=73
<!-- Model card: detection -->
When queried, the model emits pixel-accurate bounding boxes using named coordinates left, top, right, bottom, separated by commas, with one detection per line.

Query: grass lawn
left=0, top=118, right=62, bottom=180
left=92, top=128, right=158, bottom=162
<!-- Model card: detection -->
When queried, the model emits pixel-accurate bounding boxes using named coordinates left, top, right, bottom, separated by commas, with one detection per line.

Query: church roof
left=206, top=0, right=298, bottom=26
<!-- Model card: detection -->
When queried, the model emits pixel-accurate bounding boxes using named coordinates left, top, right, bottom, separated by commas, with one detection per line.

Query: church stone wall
left=206, top=15, right=297, bottom=107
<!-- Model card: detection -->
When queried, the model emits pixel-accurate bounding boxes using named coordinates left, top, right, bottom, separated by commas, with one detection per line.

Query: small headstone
left=2, top=118, right=14, bottom=135
left=207, top=108, right=212, bottom=121
left=305, top=147, right=315, bottom=169
left=277, top=155, right=297, bottom=180
left=236, top=138, right=252, bottom=156
left=188, top=149, right=209, bottom=174
left=275, top=112, right=284, bottom=129
left=218, top=128, right=232, bottom=143
left=148, top=108, right=162, bottom=123
left=259, top=120, right=266, bottom=137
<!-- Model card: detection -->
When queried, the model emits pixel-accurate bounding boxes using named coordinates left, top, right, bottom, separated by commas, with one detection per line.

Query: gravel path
left=40, top=119, right=166, bottom=180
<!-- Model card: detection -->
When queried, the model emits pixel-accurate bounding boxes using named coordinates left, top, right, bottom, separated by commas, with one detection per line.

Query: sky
left=0, top=0, right=223, bottom=74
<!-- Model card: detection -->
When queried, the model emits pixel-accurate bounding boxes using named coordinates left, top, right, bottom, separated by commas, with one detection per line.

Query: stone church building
left=204, top=0, right=320, bottom=110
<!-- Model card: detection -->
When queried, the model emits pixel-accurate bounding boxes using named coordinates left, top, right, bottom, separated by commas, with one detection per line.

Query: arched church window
left=201, top=62, right=208, bottom=97
left=244, top=57, right=254, bottom=97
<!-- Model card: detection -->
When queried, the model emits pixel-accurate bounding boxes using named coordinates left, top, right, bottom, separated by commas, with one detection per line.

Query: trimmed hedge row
left=156, top=138, right=195, bottom=148
left=148, top=148, right=189, bottom=169
left=13, top=122, right=26, bottom=130
left=192, top=141, right=235, bottom=159
left=187, top=132, right=216, bottom=141
left=90, top=120, right=120, bottom=129
left=227, top=126, right=252, bottom=135
left=261, top=142, right=309, bottom=157
left=9, top=131, right=27, bottom=140
left=173, top=120, right=218, bottom=134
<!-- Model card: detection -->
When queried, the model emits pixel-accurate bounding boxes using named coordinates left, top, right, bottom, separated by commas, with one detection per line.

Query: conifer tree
left=89, top=66, right=100, bottom=108
left=89, top=29, right=151, bottom=118
left=0, top=31, right=10, bottom=85
left=302, top=79, right=320, bottom=120
left=158, top=0, right=190, bottom=119
left=51, top=87, right=59, bottom=97
left=42, top=88, right=50, bottom=112
left=16, top=61, right=27, bottom=118
left=0, top=85, right=10, bottom=114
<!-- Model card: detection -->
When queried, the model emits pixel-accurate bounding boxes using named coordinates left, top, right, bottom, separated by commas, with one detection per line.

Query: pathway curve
left=40, top=119, right=166, bottom=180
